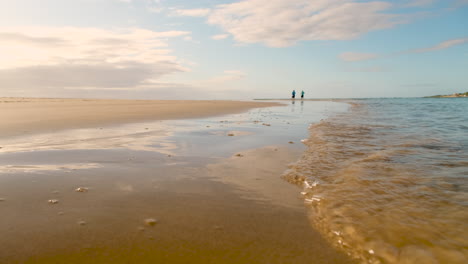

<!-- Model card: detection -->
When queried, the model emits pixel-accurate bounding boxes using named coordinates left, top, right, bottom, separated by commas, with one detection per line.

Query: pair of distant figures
left=291, top=90, right=304, bottom=99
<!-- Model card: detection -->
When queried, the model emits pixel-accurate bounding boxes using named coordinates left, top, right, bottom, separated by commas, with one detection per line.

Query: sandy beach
left=0, top=98, right=355, bottom=263
left=0, top=98, right=279, bottom=138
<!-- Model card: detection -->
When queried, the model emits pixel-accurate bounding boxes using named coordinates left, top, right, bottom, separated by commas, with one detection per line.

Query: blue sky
left=0, top=0, right=467, bottom=99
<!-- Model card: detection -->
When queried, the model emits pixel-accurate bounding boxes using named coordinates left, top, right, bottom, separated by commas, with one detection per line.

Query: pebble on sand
left=262, top=123, right=271, bottom=126
left=78, top=220, right=87, bottom=226
left=48, top=199, right=59, bottom=204
left=0, top=198, right=5, bottom=202
left=235, top=153, right=244, bottom=157
left=288, top=141, right=294, bottom=144
left=145, top=218, right=158, bottom=226
left=227, top=133, right=235, bottom=136
left=75, top=187, right=88, bottom=193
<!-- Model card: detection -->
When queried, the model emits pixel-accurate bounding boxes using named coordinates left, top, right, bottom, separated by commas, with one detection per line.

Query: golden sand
left=0, top=97, right=279, bottom=137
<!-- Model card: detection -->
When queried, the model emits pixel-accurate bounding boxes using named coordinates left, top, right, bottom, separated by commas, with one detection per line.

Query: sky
left=0, top=0, right=467, bottom=99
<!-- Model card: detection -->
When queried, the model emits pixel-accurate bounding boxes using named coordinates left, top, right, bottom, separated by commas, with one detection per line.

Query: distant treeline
left=427, top=92, right=468, bottom=98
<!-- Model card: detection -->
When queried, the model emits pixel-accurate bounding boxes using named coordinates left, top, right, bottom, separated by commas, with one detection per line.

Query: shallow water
left=283, top=98, right=468, bottom=263
left=0, top=100, right=354, bottom=263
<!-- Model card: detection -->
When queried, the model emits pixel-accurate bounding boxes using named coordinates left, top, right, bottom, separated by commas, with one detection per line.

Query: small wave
left=283, top=100, right=468, bottom=264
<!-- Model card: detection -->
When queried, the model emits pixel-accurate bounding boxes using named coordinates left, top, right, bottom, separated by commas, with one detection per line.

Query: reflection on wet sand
left=0, top=101, right=355, bottom=263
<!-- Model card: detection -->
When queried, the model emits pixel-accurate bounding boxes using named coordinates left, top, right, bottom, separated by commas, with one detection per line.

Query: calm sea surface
left=284, top=98, right=468, bottom=263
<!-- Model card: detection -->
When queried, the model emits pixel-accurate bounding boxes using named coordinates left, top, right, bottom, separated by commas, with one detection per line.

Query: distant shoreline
left=426, top=92, right=468, bottom=98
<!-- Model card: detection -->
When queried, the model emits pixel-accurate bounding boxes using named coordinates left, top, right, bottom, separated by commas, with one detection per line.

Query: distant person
left=301, top=90, right=305, bottom=99
left=292, top=90, right=296, bottom=99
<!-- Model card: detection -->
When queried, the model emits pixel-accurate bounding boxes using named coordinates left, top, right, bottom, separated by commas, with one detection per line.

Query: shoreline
left=0, top=97, right=280, bottom=138
left=0, top=100, right=356, bottom=263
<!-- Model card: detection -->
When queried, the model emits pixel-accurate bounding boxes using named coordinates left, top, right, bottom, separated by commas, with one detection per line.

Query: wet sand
left=0, top=100, right=356, bottom=263
left=0, top=97, right=279, bottom=138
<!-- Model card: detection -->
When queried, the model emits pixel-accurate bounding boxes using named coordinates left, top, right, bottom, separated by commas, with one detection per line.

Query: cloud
left=0, top=32, right=65, bottom=46
left=0, top=62, right=182, bottom=90
left=0, top=27, right=190, bottom=92
left=205, top=0, right=409, bottom=47
left=172, top=8, right=211, bottom=17
left=204, top=70, right=246, bottom=84
left=190, top=70, right=247, bottom=90
left=148, top=7, right=164, bottom=13
left=410, top=37, right=468, bottom=53
left=339, top=52, right=379, bottom=62
left=212, top=34, right=229, bottom=40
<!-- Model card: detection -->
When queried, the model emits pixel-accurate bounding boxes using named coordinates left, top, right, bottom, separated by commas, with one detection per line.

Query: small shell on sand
left=227, top=133, right=235, bottom=136
left=48, top=199, right=59, bottom=204
left=78, top=220, right=87, bottom=226
left=75, top=187, right=88, bottom=193
left=262, top=123, right=271, bottom=126
left=288, top=141, right=294, bottom=144
left=145, top=218, right=158, bottom=226
left=235, top=153, right=244, bottom=157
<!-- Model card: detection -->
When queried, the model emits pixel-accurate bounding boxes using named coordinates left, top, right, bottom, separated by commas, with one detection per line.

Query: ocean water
left=284, top=98, right=468, bottom=263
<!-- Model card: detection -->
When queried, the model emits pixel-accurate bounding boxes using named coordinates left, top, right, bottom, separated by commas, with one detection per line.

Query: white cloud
left=193, top=70, right=247, bottom=89
left=172, top=8, right=211, bottom=17
left=0, top=27, right=190, bottom=91
left=339, top=52, right=379, bottom=62
left=148, top=7, right=164, bottom=13
left=205, top=70, right=246, bottom=84
left=212, top=34, right=229, bottom=40
left=205, top=0, right=408, bottom=47
left=411, top=37, right=468, bottom=53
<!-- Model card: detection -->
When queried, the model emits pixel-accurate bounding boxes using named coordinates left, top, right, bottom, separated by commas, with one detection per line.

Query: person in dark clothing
left=292, top=90, right=296, bottom=99
left=301, top=90, right=305, bottom=99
